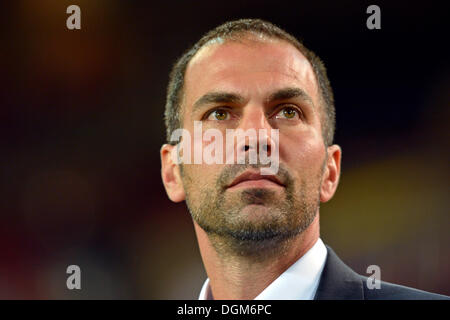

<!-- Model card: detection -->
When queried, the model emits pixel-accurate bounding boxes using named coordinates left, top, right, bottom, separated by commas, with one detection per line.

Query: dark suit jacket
left=314, top=246, right=449, bottom=300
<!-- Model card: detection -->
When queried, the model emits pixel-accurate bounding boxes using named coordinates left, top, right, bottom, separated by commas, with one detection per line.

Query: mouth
left=226, top=170, right=285, bottom=190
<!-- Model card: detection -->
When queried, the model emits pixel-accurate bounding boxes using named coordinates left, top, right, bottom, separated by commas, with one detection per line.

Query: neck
left=194, top=215, right=320, bottom=300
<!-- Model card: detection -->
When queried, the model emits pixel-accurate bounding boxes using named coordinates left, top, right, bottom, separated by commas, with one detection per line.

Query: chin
left=237, top=204, right=281, bottom=222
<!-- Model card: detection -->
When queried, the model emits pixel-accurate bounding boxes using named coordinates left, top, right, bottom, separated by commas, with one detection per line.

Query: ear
left=160, top=144, right=186, bottom=202
left=320, top=144, right=342, bottom=203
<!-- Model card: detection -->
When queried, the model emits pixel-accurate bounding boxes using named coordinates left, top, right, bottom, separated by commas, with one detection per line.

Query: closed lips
left=227, top=171, right=285, bottom=188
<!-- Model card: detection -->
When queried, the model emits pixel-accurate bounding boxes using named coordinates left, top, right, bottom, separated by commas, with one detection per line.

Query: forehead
left=183, top=37, right=319, bottom=112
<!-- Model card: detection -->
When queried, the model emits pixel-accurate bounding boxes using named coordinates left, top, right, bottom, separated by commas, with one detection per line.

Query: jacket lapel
left=314, top=245, right=365, bottom=300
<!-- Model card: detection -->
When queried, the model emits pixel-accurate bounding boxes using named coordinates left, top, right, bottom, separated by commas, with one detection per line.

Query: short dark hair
left=164, top=19, right=335, bottom=146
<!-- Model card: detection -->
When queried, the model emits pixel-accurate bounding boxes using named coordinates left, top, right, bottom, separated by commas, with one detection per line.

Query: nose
left=237, top=105, right=273, bottom=157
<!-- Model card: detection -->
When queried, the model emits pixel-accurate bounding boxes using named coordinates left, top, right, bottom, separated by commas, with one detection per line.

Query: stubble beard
left=182, top=163, right=323, bottom=259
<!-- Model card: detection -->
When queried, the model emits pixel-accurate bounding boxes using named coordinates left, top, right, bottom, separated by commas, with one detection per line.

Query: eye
left=274, top=106, right=301, bottom=120
left=206, top=109, right=231, bottom=121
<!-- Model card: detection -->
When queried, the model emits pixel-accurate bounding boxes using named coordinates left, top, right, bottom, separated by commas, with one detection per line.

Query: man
left=160, top=19, right=448, bottom=300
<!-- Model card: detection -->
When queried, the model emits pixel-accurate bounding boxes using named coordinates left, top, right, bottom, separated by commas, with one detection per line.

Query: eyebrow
left=192, top=92, right=246, bottom=115
left=267, top=87, right=315, bottom=107
left=191, top=87, right=315, bottom=116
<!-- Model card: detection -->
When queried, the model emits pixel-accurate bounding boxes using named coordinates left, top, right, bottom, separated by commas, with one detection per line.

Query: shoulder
left=315, top=245, right=449, bottom=300
left=358, top=275, right=449, bottom=300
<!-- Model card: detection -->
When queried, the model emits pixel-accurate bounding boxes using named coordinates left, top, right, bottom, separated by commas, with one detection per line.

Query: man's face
left=178, top=37, right=328, bottom=252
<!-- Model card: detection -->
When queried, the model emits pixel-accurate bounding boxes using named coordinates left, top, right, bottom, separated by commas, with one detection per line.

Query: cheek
left=183, top=163, right=223, bottom=188
left=279, top=130, right=325, bottom=175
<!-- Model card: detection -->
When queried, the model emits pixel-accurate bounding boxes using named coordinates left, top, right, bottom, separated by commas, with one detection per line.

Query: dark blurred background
left=0, top=0, right=448, bottom=299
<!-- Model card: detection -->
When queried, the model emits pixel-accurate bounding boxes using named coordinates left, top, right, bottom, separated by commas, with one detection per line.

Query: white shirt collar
left=198, top=237, right=327, bottom=300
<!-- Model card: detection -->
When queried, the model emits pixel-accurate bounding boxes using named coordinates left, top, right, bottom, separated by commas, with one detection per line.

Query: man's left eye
left=274, top=106, right=300, bottom=120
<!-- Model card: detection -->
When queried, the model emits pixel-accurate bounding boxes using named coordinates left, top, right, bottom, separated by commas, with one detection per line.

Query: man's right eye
left=206, top=109, right=230, bottom=121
